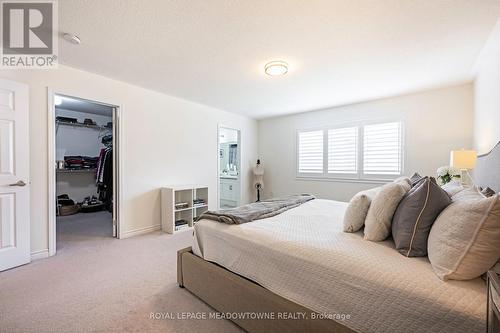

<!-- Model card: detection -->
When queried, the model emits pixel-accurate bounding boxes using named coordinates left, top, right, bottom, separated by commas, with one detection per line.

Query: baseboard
left=31, top=249, right=49, bottom=261
left=121, top=224, right=161, bottom=239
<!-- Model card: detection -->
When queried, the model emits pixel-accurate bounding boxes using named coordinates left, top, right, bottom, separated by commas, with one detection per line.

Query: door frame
left=217, top=124, right=242, bottom=210
left=47, top=89, right=124, bottom=256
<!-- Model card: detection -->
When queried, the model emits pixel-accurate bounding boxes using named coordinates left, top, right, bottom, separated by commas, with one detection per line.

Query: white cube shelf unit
left=161, top=185, right=209, bottom=234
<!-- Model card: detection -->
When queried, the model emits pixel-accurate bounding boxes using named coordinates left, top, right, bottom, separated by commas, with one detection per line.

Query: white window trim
left=296, top=120, right=405, bottom=182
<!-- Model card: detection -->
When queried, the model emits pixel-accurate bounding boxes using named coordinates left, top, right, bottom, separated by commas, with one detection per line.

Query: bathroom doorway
left=218, top=126, right=241, bottom=209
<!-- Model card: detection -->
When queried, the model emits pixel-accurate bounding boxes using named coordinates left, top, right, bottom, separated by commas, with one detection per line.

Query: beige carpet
left=0, top=212, right=242, bottom=333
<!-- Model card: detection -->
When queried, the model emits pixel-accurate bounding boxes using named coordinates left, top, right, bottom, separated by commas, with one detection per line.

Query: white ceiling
left=58, top=1, right=500, bottom=119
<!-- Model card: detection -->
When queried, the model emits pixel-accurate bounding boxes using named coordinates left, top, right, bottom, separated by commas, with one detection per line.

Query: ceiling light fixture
left=63, top=33, right=81, bottom=45
left=264, top=61, right=288, bottom=76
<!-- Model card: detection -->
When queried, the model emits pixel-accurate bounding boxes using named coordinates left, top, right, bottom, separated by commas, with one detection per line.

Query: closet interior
left=55, top=95, right=115, bottom=244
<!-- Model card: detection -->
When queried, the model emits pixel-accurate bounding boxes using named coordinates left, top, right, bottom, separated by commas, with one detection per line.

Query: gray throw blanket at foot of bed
left=198, top=194, right=315, bottom=224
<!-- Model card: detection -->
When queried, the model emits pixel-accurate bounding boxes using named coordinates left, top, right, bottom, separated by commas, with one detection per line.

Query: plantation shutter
left=328, top=127, right=358, bottom=174
left=363, top=122, right=402, bottom=175
left=298, top=130, right=323, bottom=174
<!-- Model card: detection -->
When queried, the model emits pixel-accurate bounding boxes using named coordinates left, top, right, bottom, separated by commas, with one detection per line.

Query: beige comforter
left=193, top=199, right=486, bottom=333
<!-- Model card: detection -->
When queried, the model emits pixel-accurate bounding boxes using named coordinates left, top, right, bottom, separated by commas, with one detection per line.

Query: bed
left=177, top=143, right=500, bottom=333
left=182, top=199, right=486, bottom=333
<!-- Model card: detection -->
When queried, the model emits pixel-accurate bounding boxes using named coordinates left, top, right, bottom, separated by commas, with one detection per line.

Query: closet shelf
left=57, top=168, right=96, bottom=174
left=56, top=121, right=111, bottom=131
left=174, top=206, right=192, bottom=212
left=193, top=204, right=208, bottom=208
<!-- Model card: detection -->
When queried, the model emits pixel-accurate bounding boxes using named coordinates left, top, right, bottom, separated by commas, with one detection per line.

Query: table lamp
left=450, top=149, right=477, bottom=185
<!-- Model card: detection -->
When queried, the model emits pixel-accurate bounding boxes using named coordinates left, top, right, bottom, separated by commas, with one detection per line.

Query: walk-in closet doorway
left=47, top=91, right=122, bottom=256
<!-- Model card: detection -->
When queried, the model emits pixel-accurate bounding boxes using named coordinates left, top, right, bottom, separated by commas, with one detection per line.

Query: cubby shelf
left=161, top=185, right=209, bottom=234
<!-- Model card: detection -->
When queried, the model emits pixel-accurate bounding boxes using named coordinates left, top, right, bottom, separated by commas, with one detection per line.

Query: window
left=297, top=121, right=403, bottom=180
left=328, top=127, right=358, bottom=174
left=298, top=130, right=323, bottom=174
left=363, top=122, right=402, bottom=175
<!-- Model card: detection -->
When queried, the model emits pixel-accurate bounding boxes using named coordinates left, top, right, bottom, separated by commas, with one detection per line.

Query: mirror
left=218, top=127, right=241, bottom=209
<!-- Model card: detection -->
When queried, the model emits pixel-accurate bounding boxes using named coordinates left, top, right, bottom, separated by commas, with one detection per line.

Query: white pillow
left=364, top=180, right=411, bottom=241
left=428, top=187, right=500, bottom=280
left=343, top=187, right=381, bottom=233
left=440, top=180, right=464, bottom=197
left=451, top=185, right=483, bottom=201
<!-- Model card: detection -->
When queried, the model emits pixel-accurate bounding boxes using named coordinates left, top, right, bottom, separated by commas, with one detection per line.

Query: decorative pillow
left=412, top=176, right=428, bottom=189
left=492, top=260, right=500, bottom=274
left=409, top=172, right=423, bottom=185
left=441, top=180, right=465, bottom=197
left=343, top=187, right=381, bottom=233
left=451, top=185, right=483, bottom=201
left=392, top=177, right=451, bottom=257
left=394, top=176, right=411, bottom=187
left=364, top=180, right=411, bottom=241
left=481, top=187, right=497, bottom=197
left=428, top=188, right=500, bottom=280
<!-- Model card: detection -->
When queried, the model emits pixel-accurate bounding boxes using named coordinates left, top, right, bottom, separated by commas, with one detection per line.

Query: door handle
left=9, top=180, right=26, bottom=187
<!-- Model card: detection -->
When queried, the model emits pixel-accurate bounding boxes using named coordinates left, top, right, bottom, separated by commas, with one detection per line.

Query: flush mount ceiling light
left=264, top=61, right=288, bottom=76
left=63, top=33, right=81, bottom=45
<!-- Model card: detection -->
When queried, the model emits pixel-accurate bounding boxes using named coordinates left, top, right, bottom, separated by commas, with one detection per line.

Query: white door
left=0, top=79, right=30, bottom=271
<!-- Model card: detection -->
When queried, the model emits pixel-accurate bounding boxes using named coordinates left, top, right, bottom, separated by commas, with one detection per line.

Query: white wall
left=474, top=19, right=500, bottom=155
left=0, top=65, right=258, bottom=254
left=258, top=84, right=474, bottom=202
left=55, top=108, right=112, bottom=157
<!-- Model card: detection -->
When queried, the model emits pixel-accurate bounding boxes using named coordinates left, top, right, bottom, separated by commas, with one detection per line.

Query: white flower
left=436, top=166, right=460, bottom=177
left=437, top=166, right=448, bottom=177
left=436, top=166, right=448, bottom=177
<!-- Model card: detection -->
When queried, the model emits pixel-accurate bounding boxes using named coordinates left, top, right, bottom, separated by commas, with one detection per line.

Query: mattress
left=192, top=199, right=486, bottom=333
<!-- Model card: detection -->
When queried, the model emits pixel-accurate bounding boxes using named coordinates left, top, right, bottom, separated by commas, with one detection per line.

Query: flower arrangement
left=436, top=166, right=461, bottom=185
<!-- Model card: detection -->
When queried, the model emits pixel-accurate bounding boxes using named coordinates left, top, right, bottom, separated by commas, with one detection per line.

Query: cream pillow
left=441, top=180, right=464, bottom=197
left=343, top=187, right=381, bottom=233
left=394, top=176, right=411, bottom=187
left=428, top=188, right=500, bottom=280
left=451, top=185, right=483, bottom=201
left=364, top=180, right=411, bottom=241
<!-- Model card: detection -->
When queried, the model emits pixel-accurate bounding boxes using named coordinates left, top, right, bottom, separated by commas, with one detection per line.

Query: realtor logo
left=1, top=0, right=58, bottom=68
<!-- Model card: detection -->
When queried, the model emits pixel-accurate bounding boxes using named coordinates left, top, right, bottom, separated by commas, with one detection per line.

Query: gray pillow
left=392, top=177, right=451, bottom=257
left=492, top=260, right=500, bottom=274
left=410, top=172, right=423, bottom=186
left=481, top=187, right=496, bottom=197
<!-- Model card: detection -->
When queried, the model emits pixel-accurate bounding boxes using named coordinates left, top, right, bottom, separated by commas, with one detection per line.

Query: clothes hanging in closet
left=96, top=145, right=113, bottom=210
left=95, top=148, right=106, bottom=178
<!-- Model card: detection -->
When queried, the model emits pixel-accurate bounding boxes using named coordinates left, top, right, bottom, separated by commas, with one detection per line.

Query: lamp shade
left=450, top=150, right=477, bottom=169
